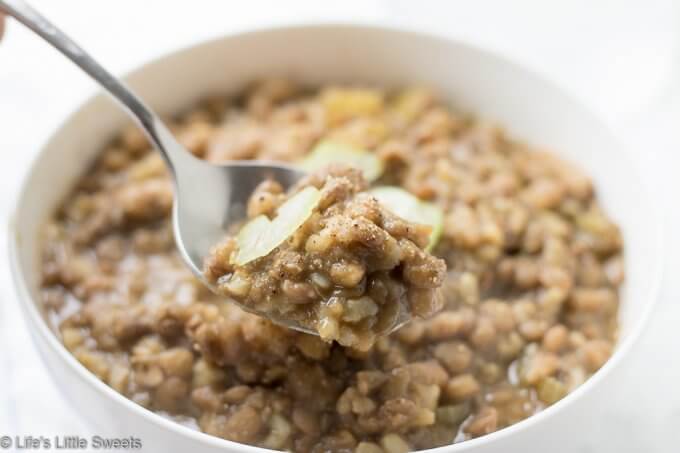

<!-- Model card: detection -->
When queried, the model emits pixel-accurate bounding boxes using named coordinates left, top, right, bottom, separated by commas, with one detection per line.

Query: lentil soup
left=40, top=80, right=623, bottom=452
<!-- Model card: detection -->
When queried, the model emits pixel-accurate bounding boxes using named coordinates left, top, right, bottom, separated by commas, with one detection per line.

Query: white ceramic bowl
left=9, top=24, right=663, bottom=452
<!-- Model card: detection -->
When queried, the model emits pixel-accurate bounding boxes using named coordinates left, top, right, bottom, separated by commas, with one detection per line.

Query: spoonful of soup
left=203, top=165, right=446, bottom=349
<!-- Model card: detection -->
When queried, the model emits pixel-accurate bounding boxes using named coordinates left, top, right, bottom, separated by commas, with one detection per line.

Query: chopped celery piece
left=536, top=377, right=567, bottom=404
left=234, top=215, right=271, bottom=266
left=234, top=186, right=321, bottom=265
left=369, top=186, right=443, bottom=252
left=299, top=141, right=383, bottom=182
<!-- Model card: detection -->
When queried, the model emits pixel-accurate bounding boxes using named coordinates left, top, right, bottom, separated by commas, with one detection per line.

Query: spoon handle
left=0, top=0, right=190, bottom=173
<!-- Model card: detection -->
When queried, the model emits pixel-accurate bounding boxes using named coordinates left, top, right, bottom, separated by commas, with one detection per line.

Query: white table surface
left=1, top=1, right=679, bottom=451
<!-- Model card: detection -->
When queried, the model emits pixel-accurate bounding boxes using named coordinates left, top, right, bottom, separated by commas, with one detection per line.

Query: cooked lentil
left=41, top=80, right=623, bottom=452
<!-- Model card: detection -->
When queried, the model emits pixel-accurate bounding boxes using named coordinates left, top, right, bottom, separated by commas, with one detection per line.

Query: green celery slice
left=234, top=215, right=271, bottom=266
left=369, top=186, right=444, bottom=252
left=234, top=186, right=321, bottom=265
left=299, top=140, right=383, bottom=182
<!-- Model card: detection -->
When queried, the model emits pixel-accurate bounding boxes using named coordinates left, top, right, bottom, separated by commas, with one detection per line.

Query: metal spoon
left=0, top=0, right=322, bottom=332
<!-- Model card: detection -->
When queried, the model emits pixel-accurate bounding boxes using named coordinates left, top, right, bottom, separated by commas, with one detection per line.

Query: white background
left=1, top=1, right=679, bottom=451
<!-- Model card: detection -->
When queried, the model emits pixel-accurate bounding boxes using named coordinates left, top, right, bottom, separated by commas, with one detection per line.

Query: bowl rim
left=7, top=20, right=665, bottom=453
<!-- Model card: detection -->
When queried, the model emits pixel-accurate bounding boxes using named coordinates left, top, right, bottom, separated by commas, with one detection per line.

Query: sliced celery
left=234, top=186, right=321, bottom=265
left=369, top=186, right=443, bottom=252
left=299, top=140, right=383, bottom=182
